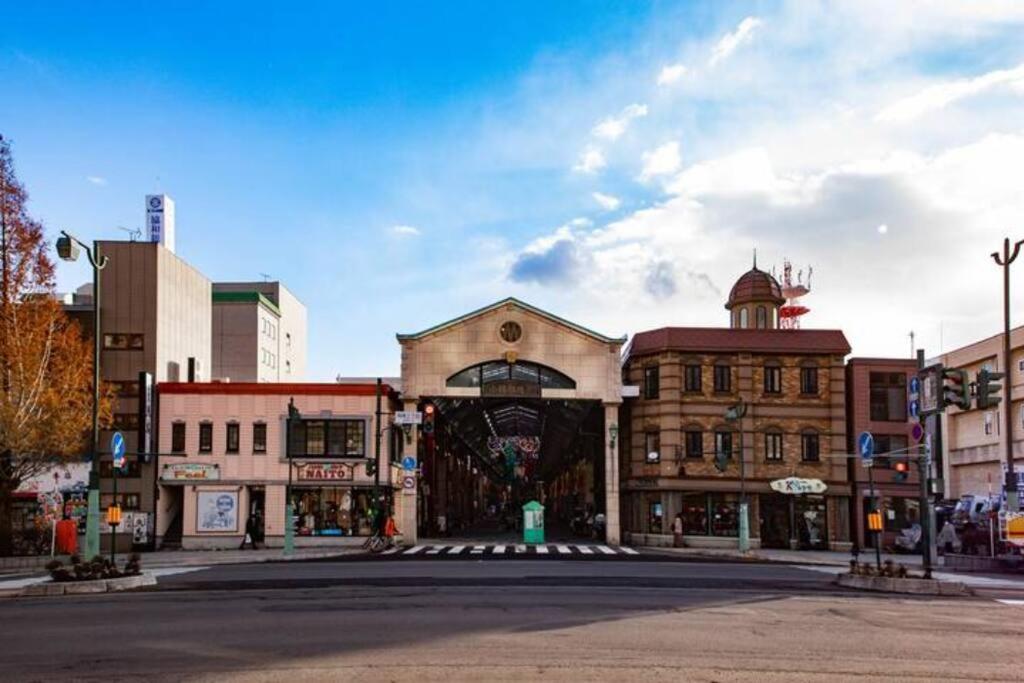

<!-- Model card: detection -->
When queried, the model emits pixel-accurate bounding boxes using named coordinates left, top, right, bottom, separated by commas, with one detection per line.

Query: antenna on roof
left=753, top=248, right=758, bottom=270
left=117, top=225, right=142, bottom=242
left=259, top=272, right=271, bottom=282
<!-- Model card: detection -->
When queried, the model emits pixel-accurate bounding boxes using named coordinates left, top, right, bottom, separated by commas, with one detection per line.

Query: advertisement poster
left=197, top=491, right=238, bottom=532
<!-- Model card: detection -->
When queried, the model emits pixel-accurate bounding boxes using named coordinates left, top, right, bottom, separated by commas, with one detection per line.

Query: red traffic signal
left=894, top=461, right=909, bottom=482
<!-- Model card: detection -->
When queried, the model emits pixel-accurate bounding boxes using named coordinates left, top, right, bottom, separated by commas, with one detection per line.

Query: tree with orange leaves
left=0, top=135, right=110, bottom=555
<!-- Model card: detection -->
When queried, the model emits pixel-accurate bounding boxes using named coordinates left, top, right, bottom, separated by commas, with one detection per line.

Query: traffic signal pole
left=992, top=237, right=1023, bottom=513
left=917, top=349, right=934, bottom=579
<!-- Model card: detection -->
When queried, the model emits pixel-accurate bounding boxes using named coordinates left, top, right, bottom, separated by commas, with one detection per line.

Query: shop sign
left=162, top=463, right=220, bottom=481
left=770, top=477, right=827, bottom=495
left=481, top=380, right=541, bottom=398
left=297, top=462, right=354, bottom=481
left=1004, top=513, right=1024, bottom=547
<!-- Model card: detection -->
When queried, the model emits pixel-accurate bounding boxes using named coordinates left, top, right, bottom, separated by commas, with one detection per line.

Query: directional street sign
left=394, top=411, right=422, bottom=425
left=909, top=376, right=920, bottom=396
left=908, top=399, right=920, bottom=420
left=111, top=432, right=126, bottom=469
left=401, top=455, right=417, bottom=471
left=858, top=431, right=874, bottom=465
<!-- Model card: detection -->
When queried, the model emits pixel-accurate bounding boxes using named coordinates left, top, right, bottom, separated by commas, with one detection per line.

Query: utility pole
left=375, top=377, right=383, bottom=513
left=992, top=237, right=1023, bottom=512
left=916, top=349, right=933, bottom=579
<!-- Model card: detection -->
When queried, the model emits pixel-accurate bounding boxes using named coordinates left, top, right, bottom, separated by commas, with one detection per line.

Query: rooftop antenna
left=909, top=330, right=915, bottom=359
left=117, top=225, right=142, bottom=242
left=753, top=248, right=758, bottom=270
left=259, top=272, right=271, bottom=282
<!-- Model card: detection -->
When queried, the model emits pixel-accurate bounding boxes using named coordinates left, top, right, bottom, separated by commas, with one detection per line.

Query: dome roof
left=725, top=267, right=786, bottom=310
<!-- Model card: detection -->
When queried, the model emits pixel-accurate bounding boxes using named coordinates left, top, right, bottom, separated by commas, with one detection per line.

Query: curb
left=836, top=573, right=969, bottom=596
left=17, top=572, right=156, bottom=597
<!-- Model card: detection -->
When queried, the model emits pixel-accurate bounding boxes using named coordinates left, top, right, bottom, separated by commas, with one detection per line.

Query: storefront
left=291, top=486, right=377, bottom=537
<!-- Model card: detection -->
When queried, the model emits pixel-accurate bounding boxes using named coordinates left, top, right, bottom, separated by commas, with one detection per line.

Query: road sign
left=867, top=511, right=883, bottom=532
left=401, top=474, right=416, bottom=495
left=1005, top=514, right=1024, bottom=547
left=111, top=432, right=126, bottom=469
left=857, top=431, right=874, bottom=462
left=910, top=423, right=925, bottom=443
left=394, top=411, right=422, bottom=425
left=909, top=376, right=920, bottom=396
left=918, top=365, right=942, bottom=415
left=401, top=455, right=417, bottom=471
left=908, top=399, right=920, bottom=420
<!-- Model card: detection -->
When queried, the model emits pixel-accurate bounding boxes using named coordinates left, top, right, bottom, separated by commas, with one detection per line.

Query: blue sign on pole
left=401, top=455, right=417, bottom=471
left=908, top=399, right=920, bottom=420
left=857, top=431, right=874, bottom=462
left=909, top=376, right=920, bottom=395
left=111, top=431, right=126, bottom=469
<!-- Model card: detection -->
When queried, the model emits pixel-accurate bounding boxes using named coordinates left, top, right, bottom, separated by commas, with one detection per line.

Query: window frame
left=714, top=429, right=733, bottom=459
left=800, top=431, right=821, bottom=462
left=644, top=431, right=661, bottom=464
left=713, top=364, right=731, bottom=393
left=764, top=431, right=784, bottom=461
left=643, top=365, right=660, bottom=400
left=253, top=422, right=267, bottom=454
left=287, top=418, right=367, bottom=458
left=683, top=364, right=702, bottom=393
left=199, top=422, right=213, bottom=453
left=756, top=305, right=767, bottom=329
left=684, top=429, right=704, bottom=459
left=763, top=363, right=782, bottom=395
left=799, top=366, right=819, bottom=395
left=869, top=372, right=908, bottom=422
left=226, top=422, right=240, bottom=454
left=171, top=422, right=186, bottom=453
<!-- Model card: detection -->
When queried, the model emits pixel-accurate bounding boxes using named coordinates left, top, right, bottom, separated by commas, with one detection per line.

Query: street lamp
left=55, top=230, right=108, bottom=560
left=608, top=423, right=618, bottom=450
left=724, top=401, right=750, bottom=553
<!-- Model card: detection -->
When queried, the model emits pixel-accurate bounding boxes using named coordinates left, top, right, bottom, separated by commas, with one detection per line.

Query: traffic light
left=941, top=368, right=971, bottom=410
left=976, top=368, right=1004, bottom=410
left=422, top=403, right=435, bottom=436
left=893, top=460, right=909, bottom=482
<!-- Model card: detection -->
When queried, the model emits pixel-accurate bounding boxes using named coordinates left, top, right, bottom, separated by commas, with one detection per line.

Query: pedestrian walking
left=672, top=513, right=684, bottom=548
left=240, top=514, right=257, bottom=550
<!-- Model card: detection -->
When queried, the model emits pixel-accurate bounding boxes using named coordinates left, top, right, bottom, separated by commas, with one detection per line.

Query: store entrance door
left=759, top=494, right=792, bottom=549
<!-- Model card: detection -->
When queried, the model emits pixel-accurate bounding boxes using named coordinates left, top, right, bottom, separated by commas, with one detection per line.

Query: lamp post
left=55, top=231, right=107, bottom=560
left=992, top=237, right=1023, bottom=513
left=284, top=398, right=301, bottom=556
left=725, top=401, right=750, bottom=553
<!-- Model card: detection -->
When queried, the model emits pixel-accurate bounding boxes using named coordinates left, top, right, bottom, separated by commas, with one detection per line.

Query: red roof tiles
left=628, top=327, right=851, bottom=357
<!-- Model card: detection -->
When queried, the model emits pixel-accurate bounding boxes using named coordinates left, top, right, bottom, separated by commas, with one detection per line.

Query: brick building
left=621, top=265, right=852, bottom=550
left=845, top=358, right=920, bottom=549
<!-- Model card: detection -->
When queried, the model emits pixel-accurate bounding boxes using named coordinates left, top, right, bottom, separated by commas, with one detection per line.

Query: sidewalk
left=649, top=545, right=929, bottom=567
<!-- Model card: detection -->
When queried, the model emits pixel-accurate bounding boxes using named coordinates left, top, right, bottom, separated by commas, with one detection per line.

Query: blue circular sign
left=857, top=431, right=874, bottom=460
left=401, top=455, right=417, bottom=471
left=908, top=400, right=920, bottom=419
left=909, top=376, right=921, bottom=395
left=111, top=432, right=126, bottom=468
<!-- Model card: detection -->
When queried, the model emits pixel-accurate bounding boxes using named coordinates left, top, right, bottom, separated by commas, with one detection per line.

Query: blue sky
left=3, top=1, right=1024, bottom=379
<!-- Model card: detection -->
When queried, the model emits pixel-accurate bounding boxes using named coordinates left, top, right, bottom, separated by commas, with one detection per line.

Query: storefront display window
left=709, top=492, right=739, bottom=537
left=680, top=493, right=708, bottom=535
left=883, top=497, right=920, bottom=532
left=647, top=498, right=663, bottom=534
left=795, top=495, right=828, bottom=549
left=291, top=487, right=375, bottom=536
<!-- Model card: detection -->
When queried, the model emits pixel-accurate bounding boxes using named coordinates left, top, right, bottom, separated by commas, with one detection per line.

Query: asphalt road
left=3, top=558, right=1022, bottom=682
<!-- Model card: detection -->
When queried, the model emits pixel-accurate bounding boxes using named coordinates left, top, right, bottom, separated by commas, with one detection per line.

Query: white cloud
left=877, top=223, right=889, bottom=234
left=573, top=147, right=607, bottom=174
left=709, top=16, right=762, bottom=66
left=876, top=63, right=1024, bottom=123
left=391, top=224, right=421, bottom=236
left=657, top=63, right=688, bottom=86
left=591, top=103, right=648, bottom=141
left=569, top=217, right=593, bottom=228
left=639, top=141, right=682, bottom=181
left=592, top=192, right=621, bottom=211
left=86, top=175, right=107, bottom=186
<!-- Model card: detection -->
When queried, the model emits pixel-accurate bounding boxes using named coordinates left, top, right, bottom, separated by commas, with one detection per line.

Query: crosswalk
left=378, top=543, right=641, bottom=558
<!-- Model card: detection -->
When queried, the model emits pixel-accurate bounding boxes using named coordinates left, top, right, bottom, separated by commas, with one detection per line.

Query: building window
left=108, top=380, right=140, bottom=397
left=285, top=360, right=291, bottom=374
left=869, top=372, right=907, bottom=422
left=643, top=365, right=660, bottom=400
left=765, top=431, right=783, bottom=461
left=101, top=493, right=140, bottom=511
left=499, top=320, right=523, bottom=343
left=253, top=423, right=267, bottom=454
left=100, top=459, right=141, bottom=478
left=709, top=493, right=739, bottom=537
left=713, top=364, right=731, bottom=393
left=681, top=493, right=708, bottom=535
left=645, top=432, right=660, bottom=463
left=103, top=333, right=144, bottom=350
left=764, top=364, right=782, bottom=394
left=756, top=306, right=767, bottom=329
left=685, top=430, right=703, bottom=459
left=872, top=434, right=908, bottom=468
left=171, top=423, right=186, bottom=453
left=684, top=364, right=702, bottom=393
left=739, top=308, right=749, bottom=328
left=226, top=423, right=240, bottom=454
left=800, top=366, right=819, bottom=395
left=199, top=423, right=213, bottom=453
left=801, top=431, right=820, bottom=462
left=288, top=419, right=366, bottom=458
left=715, top=430, right=733, bottom=459
left=286, top=332, right=292, bottom=348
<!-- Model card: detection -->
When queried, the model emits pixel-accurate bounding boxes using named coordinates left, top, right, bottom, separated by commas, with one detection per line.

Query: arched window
left=763, top=361, right=782, bottom=394
left=801, top=429, right=821, bottom=462
left=756, top=306, right=767, bottom=329
left=764, top=428, right=783, bottom=461
left=739, top=308, right=749, bottom=329
left=446, top=360, right=576, bottom=389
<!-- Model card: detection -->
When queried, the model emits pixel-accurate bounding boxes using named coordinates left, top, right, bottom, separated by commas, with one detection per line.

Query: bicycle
left=362, top=532, right=394, bottom=553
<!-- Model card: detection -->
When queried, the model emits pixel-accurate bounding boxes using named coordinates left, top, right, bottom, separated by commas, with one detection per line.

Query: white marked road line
left=536, top=545, right=549, bottom=554
left=619, top=546, right=640, bottom=555
left=447, top=545, right=466, bottom=555
left=596, top=545, right=617, bottom=555
left=997, top=599, right=1024, bottom=606
left=577, top=545, right=594, bottom=554
left=471, top=545, right=485, bottom=554
left=557, top=545, right=572, bottom=554
left=381, top=547, right=400, bottom=555
left=426, top=546, right=444, bottom=554
left=516, top=544, right=527, bottom=553
left=493, top=545, right=506, bottom=554
left=403, top=545, right=425, bottom=555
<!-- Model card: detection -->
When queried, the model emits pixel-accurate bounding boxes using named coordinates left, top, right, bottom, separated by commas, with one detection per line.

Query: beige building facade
left=935, top=325, right=1024, bottom=500
left=397, top=298, right=627, bottom=544
left=212, top=281, right=307, bottom=382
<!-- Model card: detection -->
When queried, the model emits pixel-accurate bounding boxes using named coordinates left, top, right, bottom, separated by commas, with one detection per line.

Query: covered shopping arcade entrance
left=396, top=299, right=626, bottom=545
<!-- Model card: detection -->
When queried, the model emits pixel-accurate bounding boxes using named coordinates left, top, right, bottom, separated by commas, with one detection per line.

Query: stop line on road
left=378, top=543, right=641, bottom=558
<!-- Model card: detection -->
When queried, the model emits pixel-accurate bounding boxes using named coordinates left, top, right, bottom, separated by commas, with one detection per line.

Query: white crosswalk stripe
left=379, top=543, right=639, bottom=558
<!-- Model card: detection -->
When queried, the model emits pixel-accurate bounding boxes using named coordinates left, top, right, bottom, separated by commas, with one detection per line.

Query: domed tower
left=725, top=254, right=785, bottom=329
